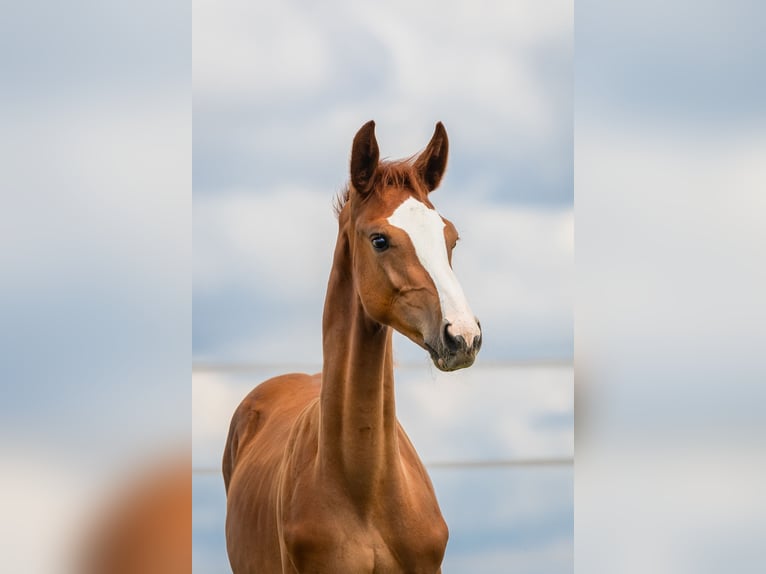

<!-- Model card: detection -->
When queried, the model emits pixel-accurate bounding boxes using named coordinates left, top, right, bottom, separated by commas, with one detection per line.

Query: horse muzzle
left=426, top=320, right=482, bottom=372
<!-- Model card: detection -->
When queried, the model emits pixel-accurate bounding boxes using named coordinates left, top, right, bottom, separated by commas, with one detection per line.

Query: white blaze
left=387, top=197, right=480, bottom=346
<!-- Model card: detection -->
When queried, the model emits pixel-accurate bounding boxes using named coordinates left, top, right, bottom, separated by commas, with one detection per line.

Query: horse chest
left=284, top=520, right=446, bottom=574
left=372, top=524, right=449, bottom=574
left=282, top=492, right=448, bottom=573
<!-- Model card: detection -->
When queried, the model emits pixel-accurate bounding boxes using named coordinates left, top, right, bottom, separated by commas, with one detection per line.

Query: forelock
left=334, top=157, right=426, bottom=219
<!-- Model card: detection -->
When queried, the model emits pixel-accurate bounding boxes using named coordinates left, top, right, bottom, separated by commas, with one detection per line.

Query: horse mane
left=332, top=187, right=349, bottom=218
left=333, top=157, right=419, bottom=218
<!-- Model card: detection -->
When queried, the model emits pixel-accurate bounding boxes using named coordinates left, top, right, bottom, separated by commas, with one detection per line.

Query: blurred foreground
left=82, top=456, right=191, bottom=574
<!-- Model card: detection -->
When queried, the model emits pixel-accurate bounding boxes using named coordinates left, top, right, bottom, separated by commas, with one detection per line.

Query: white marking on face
left=387, top=197, right=480, bottom=346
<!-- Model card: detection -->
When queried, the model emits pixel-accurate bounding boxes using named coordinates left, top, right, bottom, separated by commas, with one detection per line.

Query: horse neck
left=318, top=225, right=401, bottom=504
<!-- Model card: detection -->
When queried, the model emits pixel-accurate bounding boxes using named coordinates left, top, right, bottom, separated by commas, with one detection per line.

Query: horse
left=223, top=121, right=482, bottom=573
left=81, top=455, right=191, bottom=574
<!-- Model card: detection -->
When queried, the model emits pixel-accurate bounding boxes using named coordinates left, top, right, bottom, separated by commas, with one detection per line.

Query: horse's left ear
left=414, top=122, right=449, bottom=192
left=350, top=120, right=380, bottom=195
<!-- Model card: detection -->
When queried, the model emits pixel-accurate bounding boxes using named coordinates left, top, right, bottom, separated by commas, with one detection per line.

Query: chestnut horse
left=223, top=121, right=482, bottom=573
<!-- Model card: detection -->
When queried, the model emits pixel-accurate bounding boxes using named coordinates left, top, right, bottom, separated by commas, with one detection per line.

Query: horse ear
left=350, top=120, right=379, bottom=195
left=414, top=122, right=449, bottom=192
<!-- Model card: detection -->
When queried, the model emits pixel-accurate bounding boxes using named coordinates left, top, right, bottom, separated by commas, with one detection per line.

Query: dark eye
left=370, top=234, right=389, bottom=251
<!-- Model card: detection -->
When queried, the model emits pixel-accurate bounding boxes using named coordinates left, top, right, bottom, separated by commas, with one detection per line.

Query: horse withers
left=223, top=121, right=482, bottom=573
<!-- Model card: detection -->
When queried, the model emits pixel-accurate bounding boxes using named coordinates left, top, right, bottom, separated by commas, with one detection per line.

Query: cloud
left=0, top=91, right=190, bottom=455
left=194, top=0, right=570, bottom=118
left=445, top=200, right=573, bottom=359
left=576, top=0, right=766, bottom=124
left=577, top=120, right=766, bottom=423
left=396, top=365, right=573, bottom=461
left=1, top=5, right=192, bottom=574
left=1, top=93, right=187, bottom=288
left=194, top=187, right=337, bottom=297
left=193, top=371, right=250, bottom=464
left=193, top=1, right=333, bottom=101
left=193, top=0, right=573, bottom=205
left=575, top=6, right=766, bottom=566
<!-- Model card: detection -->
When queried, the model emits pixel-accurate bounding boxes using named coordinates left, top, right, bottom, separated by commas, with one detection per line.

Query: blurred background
left=193, top=0, right=573, bottom=572
left=0, top=1, right=190, bottom=573
left=575, top=1, right=766, bottom=572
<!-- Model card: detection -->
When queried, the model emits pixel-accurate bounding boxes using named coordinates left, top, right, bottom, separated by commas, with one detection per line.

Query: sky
left=575, top=1, right=766, bottom=572
left=1, top=2, right=190, bottom=572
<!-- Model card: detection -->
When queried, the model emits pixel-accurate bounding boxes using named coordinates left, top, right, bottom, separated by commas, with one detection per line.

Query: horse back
left=223, top=372, right=320, bottom=490
left=223, top=372, right=321, bottom=573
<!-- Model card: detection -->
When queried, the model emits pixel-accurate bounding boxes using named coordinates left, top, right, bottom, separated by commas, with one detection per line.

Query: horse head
left=339, top=120, right=482, bottom=371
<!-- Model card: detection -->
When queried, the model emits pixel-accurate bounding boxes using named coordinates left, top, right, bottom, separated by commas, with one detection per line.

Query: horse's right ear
left=350, top=120, right=379, bottom=195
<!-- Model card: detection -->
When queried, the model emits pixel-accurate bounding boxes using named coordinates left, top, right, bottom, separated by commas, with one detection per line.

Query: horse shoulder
left=387, top=426, right=450, bottom=566
left=224, top=373, right=321, bottom=573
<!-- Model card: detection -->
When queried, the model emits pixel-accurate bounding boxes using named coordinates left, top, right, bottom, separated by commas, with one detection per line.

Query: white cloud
left=451, top=201, right=573, bottom=322
left=0, top=91, right=189, bottom=292
left=345, top=0, right=567, bottom=139
left=576, top=445, right=766, bottom=574
left=194, top=186, right=338, bottom=298
left=0, top=91, right=191, bottom=469
left=193, top=371, right=253, bottom=464
left=193, top=0, right=571, bottom=146
left=395, top=365, right=573, bottom=462
left=193, top=1, right=331, bottom=100
left=577, top=119, right=766, bottom=387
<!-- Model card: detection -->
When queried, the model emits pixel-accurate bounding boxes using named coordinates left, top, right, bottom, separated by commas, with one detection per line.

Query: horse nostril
left=472, top=319, right=482, bottom=351
left=443, top=322, right=460, bottom=352
left=473, top=331, right=482, bottom=351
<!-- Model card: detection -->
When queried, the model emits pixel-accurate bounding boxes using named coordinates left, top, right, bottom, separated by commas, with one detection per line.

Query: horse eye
left=370, top=234, right=389, bottom=251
